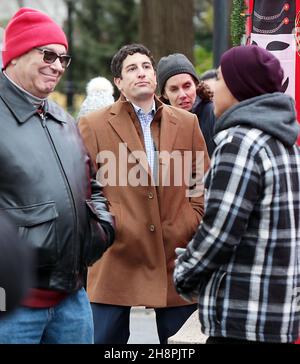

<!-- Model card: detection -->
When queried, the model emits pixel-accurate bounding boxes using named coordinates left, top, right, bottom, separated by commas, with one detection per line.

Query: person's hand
left=175, top=247, right=186, bottom=256
left=175, top=247, right=186, bottom=266
left=180, top=291, right=198, bottom=303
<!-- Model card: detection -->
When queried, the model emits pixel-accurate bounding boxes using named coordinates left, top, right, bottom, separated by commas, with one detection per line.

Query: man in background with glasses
left=0, top=7, right=115, bottom=343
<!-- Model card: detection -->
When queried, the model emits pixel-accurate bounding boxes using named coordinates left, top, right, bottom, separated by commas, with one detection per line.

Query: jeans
left=0, top=288, right=93, bottom=344
left=91, top=303, right=197, bottom=344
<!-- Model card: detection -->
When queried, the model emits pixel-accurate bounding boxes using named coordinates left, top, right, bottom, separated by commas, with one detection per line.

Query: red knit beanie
left=220, top=45, right=284, bottom=101
left=2, top=7, right=68, bottom=69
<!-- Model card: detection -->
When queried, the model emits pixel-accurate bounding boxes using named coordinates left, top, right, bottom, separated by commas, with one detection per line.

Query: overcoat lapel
left=160, top=108, right=179, bottom=154
left=157, top=107, right=179, bottom=194
left=108, top=99, right=150, bottom=174
left=107, top=98, right=180, bottom=182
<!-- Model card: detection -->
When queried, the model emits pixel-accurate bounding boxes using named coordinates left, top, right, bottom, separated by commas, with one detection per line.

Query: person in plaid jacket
left=174, top=45, right=300, bottom=344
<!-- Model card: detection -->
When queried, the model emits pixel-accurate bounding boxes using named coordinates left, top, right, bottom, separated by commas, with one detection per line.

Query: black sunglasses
left=36, top=48, right=71, bottom=69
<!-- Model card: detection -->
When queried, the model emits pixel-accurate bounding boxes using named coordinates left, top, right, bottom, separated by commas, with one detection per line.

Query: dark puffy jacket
left=0, top=73, right=115, bottom=293
left=160, top=94, right=216, bottom=158
left=191, top=96, right=216, bottom=157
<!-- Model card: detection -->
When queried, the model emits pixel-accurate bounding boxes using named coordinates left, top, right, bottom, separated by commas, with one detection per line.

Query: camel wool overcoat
left=78, top=96, right=210, bottom=307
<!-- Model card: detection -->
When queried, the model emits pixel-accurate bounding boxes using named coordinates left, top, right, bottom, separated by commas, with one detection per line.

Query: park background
left=0, top=0, right=240, bottom=114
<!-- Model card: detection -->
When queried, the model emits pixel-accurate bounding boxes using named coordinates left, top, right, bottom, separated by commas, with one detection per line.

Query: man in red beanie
left=0, top=8, right=115, bottom=343
left=174, top=45, right=300, bottom=343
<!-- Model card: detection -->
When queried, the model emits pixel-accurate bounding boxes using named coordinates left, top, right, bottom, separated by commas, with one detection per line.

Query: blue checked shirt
left=132, top=102, right=156, bottom=175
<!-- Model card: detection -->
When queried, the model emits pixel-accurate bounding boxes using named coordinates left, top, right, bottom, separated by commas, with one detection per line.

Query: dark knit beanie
left=220, top=45, right=284, bottom=101
left=157, top=53, right=199, bottom=94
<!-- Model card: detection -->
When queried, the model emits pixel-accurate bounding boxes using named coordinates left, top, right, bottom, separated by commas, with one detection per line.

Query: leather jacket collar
left=0, top=72, right=66, bottom=124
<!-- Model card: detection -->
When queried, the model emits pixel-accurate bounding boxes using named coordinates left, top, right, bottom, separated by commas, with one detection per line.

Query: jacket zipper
left=39, top=113, right=79, bottom=283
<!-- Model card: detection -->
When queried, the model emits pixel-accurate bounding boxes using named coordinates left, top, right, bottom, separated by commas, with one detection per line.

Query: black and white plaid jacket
left=174, top=94, right=300, bottom=343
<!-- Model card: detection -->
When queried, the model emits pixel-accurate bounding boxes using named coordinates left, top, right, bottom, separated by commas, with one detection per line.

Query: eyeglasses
left=35, top=48, right=71, bottom=69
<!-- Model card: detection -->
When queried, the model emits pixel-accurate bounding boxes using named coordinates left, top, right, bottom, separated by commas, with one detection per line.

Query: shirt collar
left=131, top=100, right=156, bottom=116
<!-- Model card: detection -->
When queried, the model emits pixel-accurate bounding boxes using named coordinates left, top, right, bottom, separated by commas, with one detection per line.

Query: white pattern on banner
left=250, top=33, right=295, bottom=99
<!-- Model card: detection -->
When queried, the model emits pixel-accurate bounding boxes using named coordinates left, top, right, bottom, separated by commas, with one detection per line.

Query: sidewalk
left=128, top=307, right=159, bottom=344
left=168, top=310, right=207, bottom=344
left=128, top=307, right=207, bottom=344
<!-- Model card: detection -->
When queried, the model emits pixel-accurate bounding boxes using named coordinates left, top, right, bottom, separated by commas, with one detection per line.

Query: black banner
left=252, top=0, right=295, bottom=34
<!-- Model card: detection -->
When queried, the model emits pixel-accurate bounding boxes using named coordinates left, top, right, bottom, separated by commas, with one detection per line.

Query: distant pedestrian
left=79, top=43, right=210, bottom=344
left=174, top=45, right=300, bottom=344
left=157, top=53, right=216, bottom=157
left=77, top=76, right=114, bottom=119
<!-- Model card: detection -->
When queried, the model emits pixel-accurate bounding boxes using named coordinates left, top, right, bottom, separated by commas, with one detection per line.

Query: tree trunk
left=139, top=0, right=194, bottom=63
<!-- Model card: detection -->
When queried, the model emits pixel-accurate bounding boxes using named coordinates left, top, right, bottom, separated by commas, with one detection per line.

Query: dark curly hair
left=196, top=80, right=214, bottom=103
left=111, top=44, right=156, bottom=78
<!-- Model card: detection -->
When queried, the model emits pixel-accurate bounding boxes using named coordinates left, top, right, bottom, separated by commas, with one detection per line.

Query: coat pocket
left=84, top=200, right=109, bottom=267
left=3, top=202, right=59, bottom=268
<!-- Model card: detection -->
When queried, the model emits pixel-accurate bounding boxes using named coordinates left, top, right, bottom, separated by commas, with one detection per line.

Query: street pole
left=213, top=0, right=230, bottom=68
left=66, top=0, right=74, bottom=112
